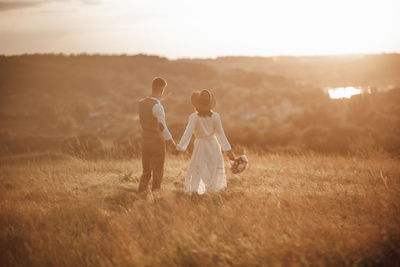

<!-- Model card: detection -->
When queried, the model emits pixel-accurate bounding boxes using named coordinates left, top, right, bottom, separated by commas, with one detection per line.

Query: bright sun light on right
left=328, top=87, right=362, bottom=99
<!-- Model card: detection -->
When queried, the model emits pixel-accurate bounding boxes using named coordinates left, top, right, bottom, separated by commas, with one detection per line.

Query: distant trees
left=1, top=54, right=400, bottom=157
left=38, top=104, right=58, bottom=124
left=300, top=125, right=359, bottom=154
left=57, top=116, right=76, bottom=135
left=71, top=102, right=90, bottom=122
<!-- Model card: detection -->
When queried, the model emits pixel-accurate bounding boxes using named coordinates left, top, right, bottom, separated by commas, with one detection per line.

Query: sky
left=0, top=0, right=400, bottom=59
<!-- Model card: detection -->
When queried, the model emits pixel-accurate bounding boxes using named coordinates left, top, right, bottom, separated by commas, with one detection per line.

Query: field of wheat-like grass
left=0, top=152, right=399, bottom=266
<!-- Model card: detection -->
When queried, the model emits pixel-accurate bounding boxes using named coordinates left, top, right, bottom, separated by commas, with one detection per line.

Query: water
left=326, top=86, right=367, bottom=99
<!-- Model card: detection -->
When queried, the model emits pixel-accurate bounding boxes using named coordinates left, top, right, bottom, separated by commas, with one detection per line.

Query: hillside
left=0, top=54, right=399, bottom=156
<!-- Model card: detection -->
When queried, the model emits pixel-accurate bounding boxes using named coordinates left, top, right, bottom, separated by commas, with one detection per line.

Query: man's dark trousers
left=138, top=138, right=165, bottom=193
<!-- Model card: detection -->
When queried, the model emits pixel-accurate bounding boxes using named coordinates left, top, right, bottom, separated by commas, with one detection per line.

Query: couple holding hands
left=138, top=77, right=244, bottom=197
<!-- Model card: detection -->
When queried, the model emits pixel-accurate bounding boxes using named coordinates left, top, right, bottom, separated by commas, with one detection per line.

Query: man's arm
left=152, top=103, right=175, bottom=145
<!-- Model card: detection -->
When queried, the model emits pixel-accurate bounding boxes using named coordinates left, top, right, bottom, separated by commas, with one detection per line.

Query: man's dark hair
left=152, top=77, right=167, bottom=94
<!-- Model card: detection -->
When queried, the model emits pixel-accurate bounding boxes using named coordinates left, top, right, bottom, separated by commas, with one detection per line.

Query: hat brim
left=191, top=91, right=216, bottom=111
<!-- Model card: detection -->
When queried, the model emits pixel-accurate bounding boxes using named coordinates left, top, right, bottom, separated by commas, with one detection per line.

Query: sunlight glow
left=0, top=0, right=399, bottom=57
left=328, top=87, right=362, bottom=99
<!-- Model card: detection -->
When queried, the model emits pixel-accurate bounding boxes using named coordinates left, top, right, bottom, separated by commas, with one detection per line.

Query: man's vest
left=138, top=97, right=164, bottom=141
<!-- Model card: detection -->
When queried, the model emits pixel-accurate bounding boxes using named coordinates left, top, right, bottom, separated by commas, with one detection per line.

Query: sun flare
left=328, top=87, right=362, bottom=99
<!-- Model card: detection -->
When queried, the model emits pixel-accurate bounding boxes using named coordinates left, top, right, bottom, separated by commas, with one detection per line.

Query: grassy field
left=0, top=152, right=399, bottom=266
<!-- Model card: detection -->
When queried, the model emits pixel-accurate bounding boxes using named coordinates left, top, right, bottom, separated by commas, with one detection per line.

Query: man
left=138, top=77, right=176, bottom=195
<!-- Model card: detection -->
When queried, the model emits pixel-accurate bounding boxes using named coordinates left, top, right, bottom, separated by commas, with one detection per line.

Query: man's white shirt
left=149, top=97, right=172, bottom=140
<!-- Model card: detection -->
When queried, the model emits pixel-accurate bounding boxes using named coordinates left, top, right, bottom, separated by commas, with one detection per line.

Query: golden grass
left=1, top=152, right=399, bottom=266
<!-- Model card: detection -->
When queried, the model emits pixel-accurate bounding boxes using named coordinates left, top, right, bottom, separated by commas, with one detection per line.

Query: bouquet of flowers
left=229, top=155, right=248, bottom=174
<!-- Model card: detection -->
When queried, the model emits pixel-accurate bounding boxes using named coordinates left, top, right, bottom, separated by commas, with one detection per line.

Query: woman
left=176, top=89, right=235, bottom=195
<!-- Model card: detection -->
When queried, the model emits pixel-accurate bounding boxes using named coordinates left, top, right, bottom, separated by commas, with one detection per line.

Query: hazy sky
left=1, top=0, right=400, bottom=58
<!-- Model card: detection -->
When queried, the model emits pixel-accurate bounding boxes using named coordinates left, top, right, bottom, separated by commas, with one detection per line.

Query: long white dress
left=176, top=112, right=232, bottom=195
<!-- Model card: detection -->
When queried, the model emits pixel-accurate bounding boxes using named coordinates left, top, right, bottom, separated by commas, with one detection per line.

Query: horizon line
left=1, top=51, right=400, bottom=61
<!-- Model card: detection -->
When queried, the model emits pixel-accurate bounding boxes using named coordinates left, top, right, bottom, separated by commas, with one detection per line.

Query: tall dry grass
left=0, top=152, right=399, bottom=266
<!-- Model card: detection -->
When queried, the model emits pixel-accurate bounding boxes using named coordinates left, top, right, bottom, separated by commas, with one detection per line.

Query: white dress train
left=176, top=112, right=232, bottom=195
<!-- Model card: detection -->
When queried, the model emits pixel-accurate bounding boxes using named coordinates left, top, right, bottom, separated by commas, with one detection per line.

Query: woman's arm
left=176, top=114, right=197, bottom=151
left=214, top=113, right=232, bottom=152
left=214, top=113, right=235, bottom=160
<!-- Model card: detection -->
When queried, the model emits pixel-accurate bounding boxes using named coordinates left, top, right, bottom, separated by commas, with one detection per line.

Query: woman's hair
left=195, top=108, right=213, bottom=117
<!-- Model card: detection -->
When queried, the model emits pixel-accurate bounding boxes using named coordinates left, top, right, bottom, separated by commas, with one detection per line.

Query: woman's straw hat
left=191, top=89, right=216, bottom=111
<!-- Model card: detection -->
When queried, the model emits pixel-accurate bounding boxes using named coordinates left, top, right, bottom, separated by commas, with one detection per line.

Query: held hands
left=167, top=139, right=176, bottom=153
left=166, top=138, right=184, bottom=155
left=173, top=143, right=183, bottom=155
left=167, top=139, right=181, bottom=155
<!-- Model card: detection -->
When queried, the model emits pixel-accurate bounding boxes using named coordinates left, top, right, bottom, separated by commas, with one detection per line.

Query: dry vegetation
left=1, top=152, right=399, bottom=266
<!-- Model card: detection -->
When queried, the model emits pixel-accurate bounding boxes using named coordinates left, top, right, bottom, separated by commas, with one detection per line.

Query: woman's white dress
left=176, top=112, right=232, bottom=195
